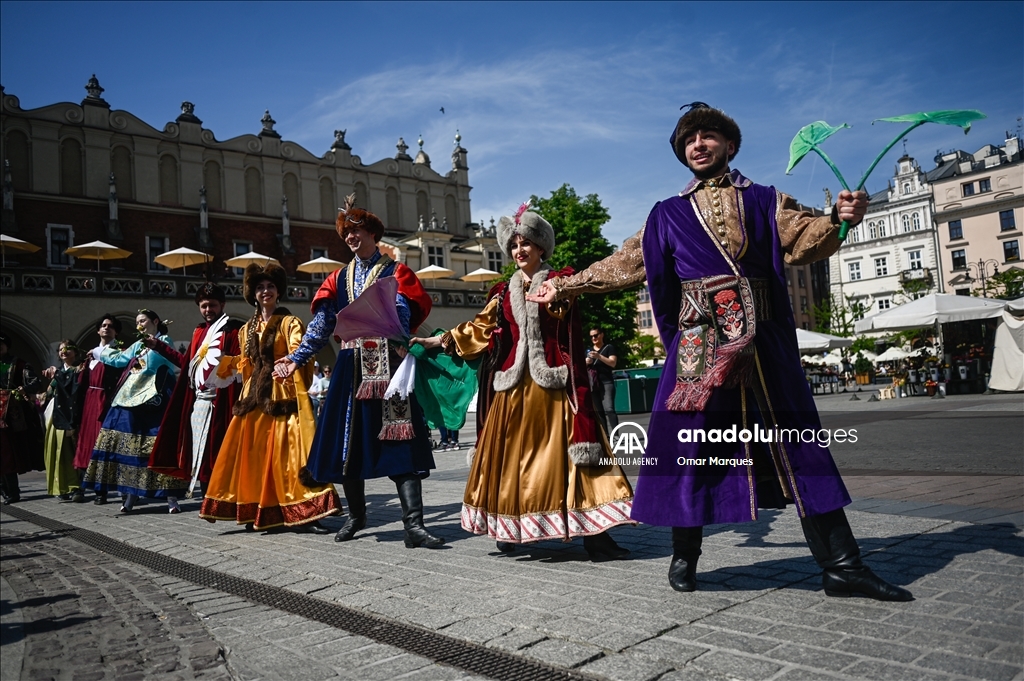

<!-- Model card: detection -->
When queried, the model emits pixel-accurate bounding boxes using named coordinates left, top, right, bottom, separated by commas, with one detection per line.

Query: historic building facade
left=1, top=77, right=500, bottom=368
left=931, top=134, right=1022, bottom=295
left=828, top=154, right=943, bottom=320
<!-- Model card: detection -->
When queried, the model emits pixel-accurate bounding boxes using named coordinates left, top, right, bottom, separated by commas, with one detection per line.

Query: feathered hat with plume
left=336, top=193, right=385, bottom=243
left=670, top=102, right=742, bottom=168
left=497, top=201, right=555, bottom=261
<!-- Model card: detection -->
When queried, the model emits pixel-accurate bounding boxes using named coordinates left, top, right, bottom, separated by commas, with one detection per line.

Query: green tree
left=629, top=333, right=665, bottom=363
left=529, top=184, right=640, bottom=367
left=980, top=268, right=1024, bottom=300
left=812, top=293, right=869, bottom=337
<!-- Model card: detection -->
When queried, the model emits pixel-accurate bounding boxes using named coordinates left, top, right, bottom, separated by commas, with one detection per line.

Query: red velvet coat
left=148, top=319, right=241, bottom=482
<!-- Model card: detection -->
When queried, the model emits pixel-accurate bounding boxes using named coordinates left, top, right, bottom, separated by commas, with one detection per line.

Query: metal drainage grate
left=2, top=505, right=596, bottom=681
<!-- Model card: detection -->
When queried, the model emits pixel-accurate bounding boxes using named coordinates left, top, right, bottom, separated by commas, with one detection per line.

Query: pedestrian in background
left=41, top=340, right=83, bottom=499
left=586, top=328, right=618, bottom=436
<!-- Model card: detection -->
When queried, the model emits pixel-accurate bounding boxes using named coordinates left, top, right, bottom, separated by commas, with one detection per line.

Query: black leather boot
left=669, top=526, right=703, bottom=592
left=801, top=508, right=913, bottom=601
left=583, top=532, right=631, bottom=561
left=335, top=479, right=367, bottom=542
left=1, top=474, right=21, bottom=504
left=395, top=475, right=444, bottom=548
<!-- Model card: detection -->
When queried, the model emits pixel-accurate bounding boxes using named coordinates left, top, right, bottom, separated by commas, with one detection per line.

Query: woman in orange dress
left=200, top=264, right=340, bottom=532
left=414, top=208, right=634, bottom=559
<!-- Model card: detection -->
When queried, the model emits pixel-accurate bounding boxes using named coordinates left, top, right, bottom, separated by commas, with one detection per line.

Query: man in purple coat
left=531, top=103, right=911, bottom=601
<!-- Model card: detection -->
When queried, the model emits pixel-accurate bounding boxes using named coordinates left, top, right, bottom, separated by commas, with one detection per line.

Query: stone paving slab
left=4, top=456, right=1023, bottom=681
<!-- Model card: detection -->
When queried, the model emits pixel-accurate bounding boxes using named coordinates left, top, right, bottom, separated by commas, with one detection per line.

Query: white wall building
left=829, top=154, right=942, bottom=319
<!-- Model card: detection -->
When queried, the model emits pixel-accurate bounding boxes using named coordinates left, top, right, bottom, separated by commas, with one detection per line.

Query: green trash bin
left=613, top=367, right=664, bottom=414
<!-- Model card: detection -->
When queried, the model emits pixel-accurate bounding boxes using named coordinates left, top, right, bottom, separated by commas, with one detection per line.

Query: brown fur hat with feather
left=336, top=193, right=385, bottom=243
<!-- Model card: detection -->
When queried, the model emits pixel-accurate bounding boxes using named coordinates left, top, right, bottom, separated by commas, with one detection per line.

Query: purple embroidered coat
left=634, top=174, right=851, bottom=528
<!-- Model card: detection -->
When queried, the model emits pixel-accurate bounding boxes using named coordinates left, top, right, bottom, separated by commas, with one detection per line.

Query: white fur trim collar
left=493, top=266, right=568, bottom=392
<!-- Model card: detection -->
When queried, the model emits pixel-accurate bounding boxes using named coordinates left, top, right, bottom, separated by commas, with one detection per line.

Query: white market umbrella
left=854, top=293, right=1007, bottom=333
left=461, top=267, right=502, bottom=283
left=0, top=234, right=41, bottom=267
left=801, top=354, right=827, bottom=365
left=874, top=346, right=911, bottom=362
left=224, top=251, right=281, bottom=269
left=1004, top=296, right=1024, bottom=315
left=64, top=240, right=132, bottom=271
left=415, top=264, right=455, bottom=280
left=796, top=328, right=853, bottom=352
left=153, top=246, right=212, bottom=274
left=822, top=353, right=844, bottom=366
left=297, top=256, right=345, bottom=274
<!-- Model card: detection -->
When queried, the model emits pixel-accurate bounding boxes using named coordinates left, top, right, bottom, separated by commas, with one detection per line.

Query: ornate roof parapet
left=414, top=135, right=431, bottom=167
left=451, top=129, right=468, bottom=171
left=82, top=74, right=109, bottom=108
left=176, top=101, right=202, bottom=125
left=332, top=129, right=351, bottom=151
left=259, top=110, right=281, bottom=138
left=395, top=137, right=412, bottom=161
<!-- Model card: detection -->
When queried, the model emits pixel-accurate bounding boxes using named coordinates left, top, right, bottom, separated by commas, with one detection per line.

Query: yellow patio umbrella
left=153, top=246, right=213, bottom=274
left=64, top=240, right=132, bottom=271
left=415, top=264, right=455, bottom=280
left=0, top=234, right=41, bottom=267
left=460, top=267, right=502, bottom=283
left=223, top=251, right=281, bottom=269
left=296, top=256, right=345, bottom=274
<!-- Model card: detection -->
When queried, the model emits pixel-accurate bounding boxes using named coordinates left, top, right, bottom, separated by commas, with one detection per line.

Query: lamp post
left=964, top=259, right=999, bottom=297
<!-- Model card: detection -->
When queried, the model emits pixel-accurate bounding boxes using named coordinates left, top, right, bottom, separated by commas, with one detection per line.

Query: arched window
left=60, top=138, right=84, bottom=196
left=902, top=182, right=911, bottom=195
left=244, top=167, right=262, bottom=214
left=878, top=220, right=886, bottom=238
left=445, top=194, right=458, bottom=232
left=354, top=182, right=368, bottom=211
left=386, top=186, right=401, bottom=229
left=283, top=173, right=301, bottom=219
left=902, top=214, right=911, bottom=233
left=319, top=177, right=334, bottom=223
left=416, top=191, right=429, bottom=225
left=111, top=146, right=133, bottom=201
left=849, top=226, right=860, bottom=243
left=912, top=212, right=921, bottom=230
left=868, top=222, right=877, bottom=240
left=5, top=130, right=31, bottom=191
left=203, top=161, right=222, bottom=211
left=159, top=155, right=179, bottom=205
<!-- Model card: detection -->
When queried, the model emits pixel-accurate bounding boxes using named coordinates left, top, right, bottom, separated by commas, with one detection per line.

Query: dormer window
left=902, top=182, right=911, bottom=195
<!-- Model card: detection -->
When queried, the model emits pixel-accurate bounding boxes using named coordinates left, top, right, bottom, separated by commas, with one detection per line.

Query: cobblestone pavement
left=0, top=523, right=234, bottom=681
left=1, top=393, right=1021, bottom=681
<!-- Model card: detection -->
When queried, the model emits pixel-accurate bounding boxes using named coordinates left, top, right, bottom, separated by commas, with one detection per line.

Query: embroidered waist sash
left=666, top=275, right=770, bottom=412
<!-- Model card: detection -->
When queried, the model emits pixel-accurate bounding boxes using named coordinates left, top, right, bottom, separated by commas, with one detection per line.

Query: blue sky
left=2, top=1, right=1021, bottom=245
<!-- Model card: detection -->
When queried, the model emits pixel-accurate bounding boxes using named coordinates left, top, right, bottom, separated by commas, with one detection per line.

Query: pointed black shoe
left=668, top=526, right=703, bottom=592
left=496, top=541, right=517, bottom=553
left=298, top=521, right=333, bottom=535
left=395, top=475, right=444, bottom=549
left=334, top=514, right=366, bottom=542
left=801, top=508, right=913, bottom=602
left=583, top=532, right=630, bottom=561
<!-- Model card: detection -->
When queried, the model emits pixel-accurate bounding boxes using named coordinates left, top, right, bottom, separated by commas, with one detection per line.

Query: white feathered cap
left=497, top=204, right=555, bottom=261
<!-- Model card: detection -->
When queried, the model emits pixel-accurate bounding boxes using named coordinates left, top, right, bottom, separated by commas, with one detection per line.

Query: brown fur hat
left=670, top=102, right=742, bottom=167
left=336, top=193, right=385, bottom=243
left=497, top=210, right=555, bottom=261
left=243, top=263, right=287, bottom=306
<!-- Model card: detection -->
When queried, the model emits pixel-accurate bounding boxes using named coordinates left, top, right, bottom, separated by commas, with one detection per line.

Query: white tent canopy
left=796, top=329, right=853, bottom=352
left=990, top=308, right=1024, bottom=391
left=1006, top=296, right=1024, bottom=315
left=874, top=346, right=912, bottom=362
left=854, top=293, right=1007, bottom=333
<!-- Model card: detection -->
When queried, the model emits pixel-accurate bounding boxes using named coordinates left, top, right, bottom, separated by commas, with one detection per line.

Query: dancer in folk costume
left=274, top=196, right=443, bottom=548
left=41, top=340, right=84, bottom=498
left=0, top=333, right=46, bottom=504
left=82, top=310, right=187, bottom=512
left=200, top=264, right=340, bottom=532
left=529, top=103, right=911, bottom=600
left=147, top=283, right=242, bottom=497
left=412, top=208, right=634, bottom=559
left=72, top=314, right=124, bottom=503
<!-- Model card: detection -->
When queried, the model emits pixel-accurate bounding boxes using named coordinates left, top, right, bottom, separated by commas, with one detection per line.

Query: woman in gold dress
left=413, top=208, right=634, bottom=559
left=200, top=264, right=340, bottom=532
